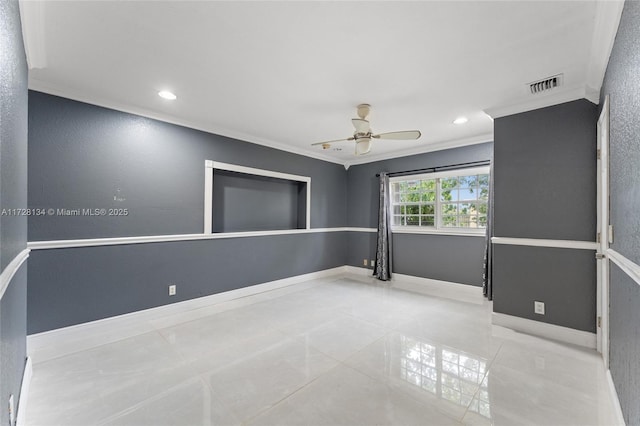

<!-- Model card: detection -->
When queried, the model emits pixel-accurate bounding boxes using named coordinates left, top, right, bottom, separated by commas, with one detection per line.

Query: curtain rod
left=376, top=160, right=490, bottom=178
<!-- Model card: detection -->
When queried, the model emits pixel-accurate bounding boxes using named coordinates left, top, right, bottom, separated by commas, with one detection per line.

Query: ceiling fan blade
left=372, top=130, right=422, bottom=140
left=351, top=118, right=370, bottom=133
left=311, top=136, right=355, bottom=146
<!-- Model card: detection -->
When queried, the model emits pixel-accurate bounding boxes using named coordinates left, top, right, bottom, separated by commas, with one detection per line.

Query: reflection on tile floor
left=26, top=275, right=618, bottom=425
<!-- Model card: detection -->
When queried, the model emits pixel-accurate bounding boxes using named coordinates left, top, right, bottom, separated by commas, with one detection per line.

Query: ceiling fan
left=311, top=104, right=421, bottom=155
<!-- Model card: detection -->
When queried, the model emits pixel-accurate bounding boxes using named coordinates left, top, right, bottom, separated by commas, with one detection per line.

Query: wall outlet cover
left=169, top=284, right=177, bottom=296
left=534, top=301, right=545, bottom=315
left=363, top=259, right=368, bottom=266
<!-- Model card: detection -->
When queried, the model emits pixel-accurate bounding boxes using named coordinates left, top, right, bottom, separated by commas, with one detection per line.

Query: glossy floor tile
left=26, top=275, right=619, bottom=425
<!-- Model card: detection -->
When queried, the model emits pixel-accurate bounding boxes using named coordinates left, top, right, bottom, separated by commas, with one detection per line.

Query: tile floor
left=26, top=275, right=619, bottom=425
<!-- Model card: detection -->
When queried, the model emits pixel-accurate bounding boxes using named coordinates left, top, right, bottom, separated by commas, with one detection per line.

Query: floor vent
left=528, top=74, right=563, bottom=94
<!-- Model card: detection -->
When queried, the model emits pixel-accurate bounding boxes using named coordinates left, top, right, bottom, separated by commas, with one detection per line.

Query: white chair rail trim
left=608, top=248, right=640, bottom=287
left=27, top=228, right=379, bottom=250
left=491, top=237, right=598, bottom=250
left=0, top=248, right=30, bottom=301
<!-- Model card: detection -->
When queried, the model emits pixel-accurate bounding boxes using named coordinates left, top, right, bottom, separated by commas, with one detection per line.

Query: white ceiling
left=20, top=1, right=623, bottom=166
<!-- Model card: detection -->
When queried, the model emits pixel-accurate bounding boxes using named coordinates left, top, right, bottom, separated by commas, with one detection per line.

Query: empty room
left=1, top=1, right=639, bottom=425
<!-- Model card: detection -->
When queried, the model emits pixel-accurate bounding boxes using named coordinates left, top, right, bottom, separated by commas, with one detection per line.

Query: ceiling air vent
left=528, top=74, right=563, bottom=94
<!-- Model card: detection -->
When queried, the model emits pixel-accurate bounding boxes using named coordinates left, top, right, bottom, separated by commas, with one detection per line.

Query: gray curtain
left=374, top=172, right=392, bottom=281
left=482, top=162, right=495, bottom=300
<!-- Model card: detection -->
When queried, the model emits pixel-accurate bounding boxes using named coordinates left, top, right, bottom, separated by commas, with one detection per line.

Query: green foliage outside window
left=391, top=172, right=489, bottom=229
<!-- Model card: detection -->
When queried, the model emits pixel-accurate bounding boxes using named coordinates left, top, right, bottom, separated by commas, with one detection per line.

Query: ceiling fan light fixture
left=453, top=116, right=468, bottom=125
left=355, top=138, right=372, bottom=155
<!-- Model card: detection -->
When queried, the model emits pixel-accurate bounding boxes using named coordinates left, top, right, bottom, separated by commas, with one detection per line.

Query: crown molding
left=28, top=80, right=346, bottom=166
left=19, top=1, right=48, bottom=69
left=343, top=133, right=494, bottom=168
left=586, top=0, right=624, bottom=94
left=484, top=86, right=598, bottom=120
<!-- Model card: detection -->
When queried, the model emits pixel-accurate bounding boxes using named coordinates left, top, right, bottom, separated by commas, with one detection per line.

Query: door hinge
left=596, top=253, right=605, bottom=260
left=597, top=149, right=601, bottom=160
left=598, top=316, right=602, bottom=328
left=596, top=232, right=601, bottom=243
left=608, top=225, right=614, bottom=244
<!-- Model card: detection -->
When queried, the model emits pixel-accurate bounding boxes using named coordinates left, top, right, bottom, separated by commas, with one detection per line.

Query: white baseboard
left=392, top=273, right=484, bottom=304
left=344, top=266, right=484, bottom=304
left=344, top=265, right=375, bottom=277
left=16, top=357, right=32, bottom=426
left=606, top=369, right=626, bottom=426
left=492, top=312, right=597, bottom=349
left=28, top=266, right=347, bottom=363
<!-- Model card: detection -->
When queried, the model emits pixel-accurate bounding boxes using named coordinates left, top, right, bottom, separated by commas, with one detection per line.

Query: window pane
left=406, top=205, right=419, bottom=215
left=441, top=177, right=458, bottom=189
left=478, top=174, right=489, bottom=186
left=421, top=192, right=436, bottom=202
left=406, top=215, right=419, bottom=226
left=421, top=215, right=435, bottom=226
left=420, top=204, right=435, bottom=215
left=479, top=216, right=487, bottom=227
left=479, top=188, right=489, bottom=200
left=459, top=203, right=475, bottom=215
left=420, top=179, right=436, bottom=191
left=478, top=203, right=488, bottom=215
left=459, top=215, right=472, bottom=227
left=460, top=175, right=478, bottom=187
left=407, top=180, right=419, bottom=191
left=442, top=216, right=457, bottom=227
left=402, top=192, right=420, bottom=202
left=393, top=215, right=405, bottom=226
left=458, top=188, right=477, bottom=201
left=442, top=203, right=458, bottom=215
left=441, top=189, right=457, bottom=202
left=393, top=205, right=405, bottom=215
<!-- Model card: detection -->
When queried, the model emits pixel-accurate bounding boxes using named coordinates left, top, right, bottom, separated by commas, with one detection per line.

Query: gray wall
left=28, top=232, right=345, bottom=333
left=0, top=0, right=29, bottom=423
left=346, top=143, right=492, bottom=286
left=493, top=99, right=598, bottom=332
left=28, top=91, right=347, bottom=240
left=28, top=92, right=347, bottom=333
left=599, top=1, right=640, bottom=423
left=212, top=171, right=304, bottom=232
left=492, top=245, right=595, bottom=330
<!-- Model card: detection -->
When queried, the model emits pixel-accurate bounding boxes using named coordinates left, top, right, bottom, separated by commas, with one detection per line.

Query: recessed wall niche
left=204, top=161, right=310, bottom=233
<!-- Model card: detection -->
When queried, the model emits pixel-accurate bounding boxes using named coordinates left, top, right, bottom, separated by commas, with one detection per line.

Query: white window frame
left=204, top=160, right=311, bottom=233
left=389, top=166, right=490, bottom=236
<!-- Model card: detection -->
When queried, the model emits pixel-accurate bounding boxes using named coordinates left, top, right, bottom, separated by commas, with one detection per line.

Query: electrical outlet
left=370, top=260, right=375, bottom=268
left=168, top=284, right=176, bottom=296
left=363, top=259, right=368, bottom=266
left=534, top=301, right=545, bottom=315
left=9, top=394, right=14, bottom=426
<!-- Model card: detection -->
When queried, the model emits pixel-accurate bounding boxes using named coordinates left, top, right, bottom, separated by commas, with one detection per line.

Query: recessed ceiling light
left=158, top=90, right=177, bottom=100
left=453, top=117, right=468, bottom=125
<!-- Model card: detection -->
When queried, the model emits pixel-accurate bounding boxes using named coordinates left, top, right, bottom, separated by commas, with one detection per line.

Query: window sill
left=391, top=227, right=486, bottom=237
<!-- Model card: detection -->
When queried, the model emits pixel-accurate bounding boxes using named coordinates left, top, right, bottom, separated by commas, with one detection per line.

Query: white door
left=596, top=95, right=610, bottom=366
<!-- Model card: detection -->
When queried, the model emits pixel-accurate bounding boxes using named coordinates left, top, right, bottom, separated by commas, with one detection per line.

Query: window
left=390, top=166, right=489, bottom=233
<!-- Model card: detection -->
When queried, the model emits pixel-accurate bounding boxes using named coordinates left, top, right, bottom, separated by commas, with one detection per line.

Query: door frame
left=596, top=95, right=610, bottom=366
